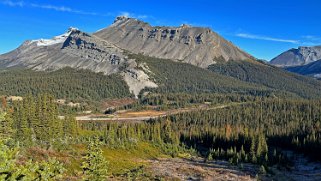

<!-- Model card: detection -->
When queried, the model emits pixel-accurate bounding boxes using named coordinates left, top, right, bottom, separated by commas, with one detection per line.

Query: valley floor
left=75, top=102, right=243, bottom=122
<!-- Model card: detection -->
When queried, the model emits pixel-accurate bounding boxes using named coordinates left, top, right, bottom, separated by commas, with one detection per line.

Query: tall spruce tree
left=82, top=137, right=109, bottom=181
left=0, top=111, right=13, bottom=140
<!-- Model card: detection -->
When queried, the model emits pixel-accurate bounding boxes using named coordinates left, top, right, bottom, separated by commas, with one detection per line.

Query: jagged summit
left=26, top=27, right=80, bottom=47
left=95, top=17, right=253, bottom=68
left=113, top=16, right=132, bottom=23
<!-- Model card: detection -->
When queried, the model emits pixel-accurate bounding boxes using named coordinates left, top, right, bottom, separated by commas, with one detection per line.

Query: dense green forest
left=130, top=54, right=282, bottom=97
left=208, top=60, right=321, bottom=99
left=166, top=98, right=321, bottom=161
left=80, top=98, right=321, bottom=167
left=138, top=92, right=259, bottom=109
left=0, top=68, right=131, bottom=101
left=1, top=94, right=321, bottom=179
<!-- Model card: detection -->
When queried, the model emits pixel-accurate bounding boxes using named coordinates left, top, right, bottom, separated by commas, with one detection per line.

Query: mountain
left=0, top=27, right=158, bottom=96
left=270, top=46, right=321, bottom=67
left=0, top=16, right=256, bottom=99
left=0, top=28, right=127, bottom=74
left=94, top=16, right=253, bottom=68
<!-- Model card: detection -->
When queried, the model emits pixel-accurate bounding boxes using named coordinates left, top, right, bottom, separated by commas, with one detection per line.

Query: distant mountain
left=270, top=46, right=321, bottom=67
left=285, top=59, right=321, bottom=79
left=269, top=46, right=321, bottom=78
left=94, top=16, right=253, bottom=68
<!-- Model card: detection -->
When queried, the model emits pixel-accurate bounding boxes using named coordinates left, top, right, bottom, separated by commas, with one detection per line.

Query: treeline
left=139, top=92, right=260, bottom=109
left=0, top=68, right=131, bottom=101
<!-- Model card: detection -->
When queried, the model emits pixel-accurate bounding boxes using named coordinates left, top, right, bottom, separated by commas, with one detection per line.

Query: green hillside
left=0, top=67, right=131, bottom=100
left=208, top=60, right=321, bottom=99
left=130, top=54, right=297, bottom=98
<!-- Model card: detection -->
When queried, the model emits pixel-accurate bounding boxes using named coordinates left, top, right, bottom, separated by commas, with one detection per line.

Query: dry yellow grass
left=117, top=110, right=165, bottom=118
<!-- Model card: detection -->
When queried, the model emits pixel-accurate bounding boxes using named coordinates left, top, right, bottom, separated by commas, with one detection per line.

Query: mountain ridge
left=270, top=45, right=321, bottom=78
left=94, top=16, right=254, bottom=68
left=270, top=46, right=321, bottom=67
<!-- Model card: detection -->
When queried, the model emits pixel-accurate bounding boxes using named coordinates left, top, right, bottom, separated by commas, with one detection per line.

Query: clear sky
left=1, top=0, right=321, bottom=60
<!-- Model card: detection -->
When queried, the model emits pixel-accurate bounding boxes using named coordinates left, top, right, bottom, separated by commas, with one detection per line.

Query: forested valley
left=1, top=94, right=321, bottom=180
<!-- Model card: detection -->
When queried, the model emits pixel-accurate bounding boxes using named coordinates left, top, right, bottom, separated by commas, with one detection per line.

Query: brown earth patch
left=117, top=110, right=166, bottom=118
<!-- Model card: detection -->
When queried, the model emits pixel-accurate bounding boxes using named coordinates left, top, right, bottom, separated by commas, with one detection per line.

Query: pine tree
left=14, top=102, right=32, bottom=146
left=63, top=114, right=79, bottom=142
left=82, top=137, right=109, bottom=181
left=0, top=111, right=13, bottom=140
left=250, top=135, right=257, bottom=163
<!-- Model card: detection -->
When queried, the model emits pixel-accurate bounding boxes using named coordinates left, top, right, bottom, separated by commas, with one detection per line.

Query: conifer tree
left=82, top=137, right=109, bottom=181
left=0, top=111, right=13, bottom=140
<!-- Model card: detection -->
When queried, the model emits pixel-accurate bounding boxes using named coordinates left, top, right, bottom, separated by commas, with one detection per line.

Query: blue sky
left=1, top=0, right=321, bottom=60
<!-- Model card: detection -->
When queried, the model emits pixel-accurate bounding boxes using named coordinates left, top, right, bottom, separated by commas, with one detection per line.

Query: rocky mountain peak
left=113, top=16, right=131, bottom=23
left=24, top=27, right=81, bottom=47
left=180, top=24, right=191, bottom=28
left=95, top=18, right=252, bottom=68
left=111, top=16, right=145, bottom=27
left=67, top=27, right=80, bottom=33
left=270, top=45, right=321, bottom=67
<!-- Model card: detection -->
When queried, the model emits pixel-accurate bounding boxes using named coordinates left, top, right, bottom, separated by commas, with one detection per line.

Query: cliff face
left=94, top=16, right=253, bottom=68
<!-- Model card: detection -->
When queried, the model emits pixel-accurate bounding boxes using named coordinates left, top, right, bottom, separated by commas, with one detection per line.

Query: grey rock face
left=94, top=16, right=253, bottom=68
left=0, top=28, right=128, bottom=74
left=270, top=46, right=321, bottom=67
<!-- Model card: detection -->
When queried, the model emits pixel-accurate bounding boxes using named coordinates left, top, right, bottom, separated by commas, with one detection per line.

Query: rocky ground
left=148, top=158, right=257, bottom=181
left=268, top=151, right=321, bottom=181
left=147, top=152, right=321, bottom=181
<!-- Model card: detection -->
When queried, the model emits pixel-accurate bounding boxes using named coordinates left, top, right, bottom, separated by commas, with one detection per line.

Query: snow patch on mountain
left=29, top=27, right=78, bottom=47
